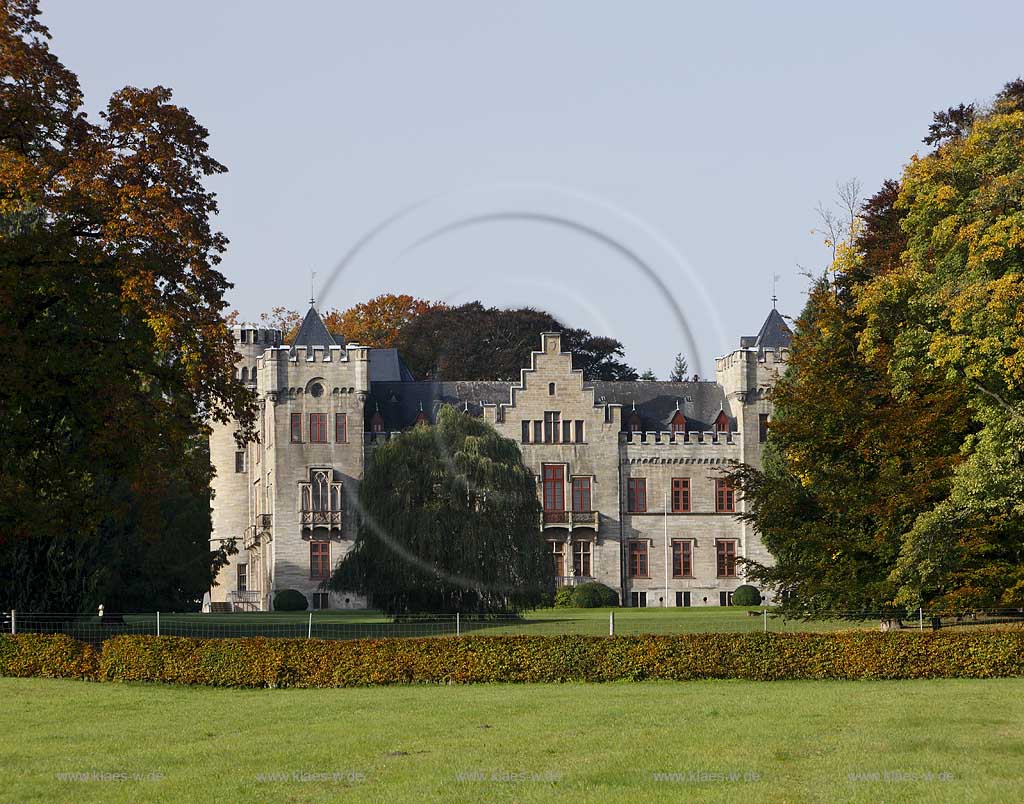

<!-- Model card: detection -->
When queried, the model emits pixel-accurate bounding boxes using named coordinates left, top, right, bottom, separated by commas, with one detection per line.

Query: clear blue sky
left=42, top=1, right=1024, bottom=376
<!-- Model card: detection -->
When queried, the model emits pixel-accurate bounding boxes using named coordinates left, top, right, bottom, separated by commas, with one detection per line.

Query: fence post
left=918, top=607, right=923, bottom=632
left=763, top=608, right=768, bottom=633
left=308, top=612, right=313, bottom=639
left=156, top=611, right=160, bottom=637
left=10, top=610, right=14, bottom=635
left=609, top=611, right=615, bottom=636
left=456, top=612, right=461, bottom=637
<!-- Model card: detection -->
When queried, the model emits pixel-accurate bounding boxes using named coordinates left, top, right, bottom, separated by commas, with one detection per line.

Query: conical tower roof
left=292, top=305, right=339, bottom=348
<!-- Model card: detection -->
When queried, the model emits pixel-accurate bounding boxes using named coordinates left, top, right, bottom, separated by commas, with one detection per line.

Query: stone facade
left=209, top=306, right=790, bottom=610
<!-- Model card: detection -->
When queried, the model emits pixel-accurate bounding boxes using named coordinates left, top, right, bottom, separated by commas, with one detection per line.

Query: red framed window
left=671, top=478, right=690, bottom=513
left=542, top=465, right=564, bottom=513
left=716, top=540, right=737, bottom=577
left=310, top=541, right=330, bottom=579
left=672, top=540, right=693, bottom=578
left=309, top=413, right=327, bottom=443
left=715, top=478, right=735, bottom=513
left=627, top=478, right=647, bottom=513
left=290, top=413, right=302, bottom=443
left=335, top=413, right=347, bottom=443
left=628, top=540, right=648, bottom=577
left=571, top=477, right=591, bottom=512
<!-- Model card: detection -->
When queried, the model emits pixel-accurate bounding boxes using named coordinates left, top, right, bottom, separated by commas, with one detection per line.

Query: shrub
left=0, top=634, right=99, bottom=680
left=570, top=582, right=619, bottom=608
left=273, top=589, right=308, bottom=611
left=92, top=631, right=1024, bottom=687
left=732, top=585, right=762, bottom=606
left=554, top=587, right=575, bottom=608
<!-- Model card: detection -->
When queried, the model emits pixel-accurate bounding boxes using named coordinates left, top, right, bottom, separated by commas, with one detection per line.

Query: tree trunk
left=879, top=618, right=903, bottom=632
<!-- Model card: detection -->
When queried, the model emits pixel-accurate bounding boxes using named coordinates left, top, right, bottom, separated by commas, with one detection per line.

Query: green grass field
left=78, top=606, right=873, bottom=640
left=3, top=677, right=1022, bottom=803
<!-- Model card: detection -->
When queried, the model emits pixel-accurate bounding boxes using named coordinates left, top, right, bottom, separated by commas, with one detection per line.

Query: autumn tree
left=328, top=406, right=552, bottom=614
left=859, top=78, right=1024, bottom=610
left=0, top=1, right=250, bottom=611
left=736, top=79, right=1024, bottom=618
left=324, top=293, right=442, bottom=347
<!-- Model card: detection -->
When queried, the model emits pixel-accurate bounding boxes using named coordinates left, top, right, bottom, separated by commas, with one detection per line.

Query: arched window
left=240, top=367, right=248, bottom=382
left=312, top=471, right=329, bottom=511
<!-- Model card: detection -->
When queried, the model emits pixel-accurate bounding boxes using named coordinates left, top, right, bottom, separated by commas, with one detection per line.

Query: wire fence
left=4, top=608, right=1023, bottom=644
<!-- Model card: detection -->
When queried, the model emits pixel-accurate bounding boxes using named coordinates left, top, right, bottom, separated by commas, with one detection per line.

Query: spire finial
left=310, top=270, right=317, bottom=307
left=631, top=400, right=636, bottom=412
left=771, top=273, right=780, bottom=309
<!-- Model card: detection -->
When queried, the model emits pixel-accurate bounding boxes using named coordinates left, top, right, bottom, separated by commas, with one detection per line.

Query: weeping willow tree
left=328, top=406, right=552, bottom=615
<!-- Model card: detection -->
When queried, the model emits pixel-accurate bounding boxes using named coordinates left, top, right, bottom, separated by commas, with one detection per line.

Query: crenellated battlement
left=285, top=344, right=347, bottom=363
left=620, top=430, right=740, bottom=447
left=232, top=326, right=283, bottom=347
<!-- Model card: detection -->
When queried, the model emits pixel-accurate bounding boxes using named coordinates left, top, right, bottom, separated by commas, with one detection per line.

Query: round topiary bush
left=554, top=587, right=576, bottom=608
left=571, top=582, right=619, bottom=608
left=273, top=589, right=308, bottom=611
left=732, top=584, right=761, bottom=606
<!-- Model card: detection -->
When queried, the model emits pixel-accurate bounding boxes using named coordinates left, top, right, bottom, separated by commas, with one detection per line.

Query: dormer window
left=670, top=410, right=686, bottom=434
left=371, top=411, right=385, bottom=433
left=628, top=410, right=642, bottom=432
left=715, top=411, right=731, bottom=433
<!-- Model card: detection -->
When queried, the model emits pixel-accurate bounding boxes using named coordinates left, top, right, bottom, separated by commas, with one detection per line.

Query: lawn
left=2, top=677, right=1022, bottom=803
left=17, top=606, right=872, bottom=642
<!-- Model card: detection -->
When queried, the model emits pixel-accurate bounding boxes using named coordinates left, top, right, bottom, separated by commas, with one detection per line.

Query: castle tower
left=715, top=306, right=791, bottom=570
left=209, top=326, right=283, bottom=607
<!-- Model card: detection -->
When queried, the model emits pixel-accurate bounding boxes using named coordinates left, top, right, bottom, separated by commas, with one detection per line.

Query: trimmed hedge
left=732, top=585, right=761, bottom=606
left=4, top=632, right=1024, bottom=687
left=0, top=634, right=99, bottom=680
left=570, top=582, right=620, bottom=608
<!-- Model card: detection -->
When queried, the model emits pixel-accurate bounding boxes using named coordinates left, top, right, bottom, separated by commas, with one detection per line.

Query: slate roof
left=292, top=306, right=339, bottom=349
left=366, top=381, right=512, bottom=430
left=364, top=379, right=730, bottom=432
left=591, top=381, right=729, bottom=432
left=740, top=307, right=792, bottom=349
left=368, top=349, right=416, bottom=382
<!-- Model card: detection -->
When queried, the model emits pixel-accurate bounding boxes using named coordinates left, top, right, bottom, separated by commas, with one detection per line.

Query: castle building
left=209, top=305, right=790, bottom=610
